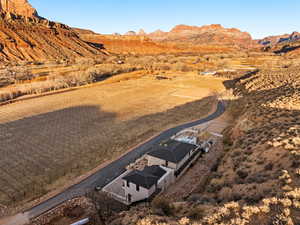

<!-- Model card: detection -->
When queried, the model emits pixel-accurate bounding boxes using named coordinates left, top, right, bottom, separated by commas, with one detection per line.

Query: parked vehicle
left=95, top=185, right=101, bottom=191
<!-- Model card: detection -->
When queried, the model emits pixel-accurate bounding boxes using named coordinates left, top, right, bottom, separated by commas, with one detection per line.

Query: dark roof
left=143, top=165, right=167, bottom=178
left=123, top=166, right=167, bottom=189
left=147, top=139, right=198, bottom=163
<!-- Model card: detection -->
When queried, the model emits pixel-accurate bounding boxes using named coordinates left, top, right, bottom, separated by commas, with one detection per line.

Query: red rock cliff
left=0, top=0, right=38, bottom=17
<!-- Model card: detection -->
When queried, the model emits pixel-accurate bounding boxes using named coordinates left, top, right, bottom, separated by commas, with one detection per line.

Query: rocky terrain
left=28, top=197, right=96, bottom=225
left=146, top=24, right=256, bottom=49
left=259, top=32, right=300, bottom=46
left=259, top=32, right=300, bottom=57
left=0, top=0, right=106, bottom=62
left=0, top=0, right=38, bottom=18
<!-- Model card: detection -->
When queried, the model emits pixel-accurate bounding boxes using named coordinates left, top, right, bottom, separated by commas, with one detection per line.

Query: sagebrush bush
left=237, top=170, right=248, bottom=179
left=152, top=197, right=174, bottom=216
left=187, top=206, right=205, bottom=220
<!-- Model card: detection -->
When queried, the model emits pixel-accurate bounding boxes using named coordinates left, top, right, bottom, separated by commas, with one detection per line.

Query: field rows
left=0, top=74, right=222, bottom=206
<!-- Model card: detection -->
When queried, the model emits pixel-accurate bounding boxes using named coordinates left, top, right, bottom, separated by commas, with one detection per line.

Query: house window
left=128, top=194, right=132, bottom=203
left=136, top=184, right=140, bottom=192
left=126, top=180, right=130, bottom=187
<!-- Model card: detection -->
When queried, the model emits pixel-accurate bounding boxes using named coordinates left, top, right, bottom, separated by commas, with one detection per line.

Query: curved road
left=20, top=101, right=225, bottom=220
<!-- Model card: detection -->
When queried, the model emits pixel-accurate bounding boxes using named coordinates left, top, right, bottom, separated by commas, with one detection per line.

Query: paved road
left=23, top=101, right=225, bottom=219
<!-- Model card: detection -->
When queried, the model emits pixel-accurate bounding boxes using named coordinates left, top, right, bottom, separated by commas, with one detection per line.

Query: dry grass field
left=0, top=71, right=226, bottom=209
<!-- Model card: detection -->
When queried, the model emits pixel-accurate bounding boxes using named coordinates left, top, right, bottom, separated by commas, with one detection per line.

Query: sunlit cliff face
left=0, top=0, right=38, bottom=17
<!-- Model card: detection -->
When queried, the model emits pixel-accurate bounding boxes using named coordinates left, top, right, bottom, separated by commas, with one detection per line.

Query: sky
left=30, top=0, right=300, bottom=39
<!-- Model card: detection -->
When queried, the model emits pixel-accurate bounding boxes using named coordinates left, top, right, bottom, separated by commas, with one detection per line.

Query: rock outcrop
left=0, top=0, right=38, bottom=18
left=124, top=31, right=136, bottom=36
left=259, top=32, right=300, bottom=46
left=138, top=29, right=146, bottom=36
left=0, top=1, right=106, bottom=62
left=259, top=32, right=300, bottom=56
left=148, top=24, right=255, bottom=48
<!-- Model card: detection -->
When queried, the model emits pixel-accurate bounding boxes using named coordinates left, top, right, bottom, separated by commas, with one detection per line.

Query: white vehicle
left=71, top=218, right=89, bottom=225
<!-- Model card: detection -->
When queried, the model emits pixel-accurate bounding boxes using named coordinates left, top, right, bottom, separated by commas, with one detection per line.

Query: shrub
left=232, top=151, right=241, bottom=157
left=171, top=62, right=190, bottom=72
left=232, top=192, right=242, bottom=201
left=218, top=187, right=233, bottom=201
left=244, top=194, right=263, bottom=204
left=188, top=206, right=205, bottom=220
left=153, top=63, right=171, bottom=71
left=75, top=57, right=97, bottom=66
left=237, top=170, right=248, bottom=179
left=207, top=178, right=223, bottom=193
left=264, top=163, right=274, bottom=171
left=152, top=197, right=174, bottom=216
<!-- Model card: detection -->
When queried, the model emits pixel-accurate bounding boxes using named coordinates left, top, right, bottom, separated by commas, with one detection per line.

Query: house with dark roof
left=103, top=139, right=204, bottom=205
left=122, top=165, right=174, bottom=203
left=147, top=139, right=202, bottom=178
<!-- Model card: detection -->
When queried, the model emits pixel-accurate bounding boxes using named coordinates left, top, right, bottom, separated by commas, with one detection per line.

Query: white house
left=103, top=139, right=207, bottom=205
left=200, top=71, right=217, bottom=76
left=122, top=165, right=173, bottom=204
left=147, top=140, right=202, bottom=178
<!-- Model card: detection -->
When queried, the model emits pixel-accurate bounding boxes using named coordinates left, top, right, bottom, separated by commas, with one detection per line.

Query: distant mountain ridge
left=124, top=24, right=256, bottom=49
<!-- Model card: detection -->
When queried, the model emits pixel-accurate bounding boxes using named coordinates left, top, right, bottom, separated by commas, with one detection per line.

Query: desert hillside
left=93, top=66, right=300, bottom=225
left=0, top=0, right=106, bottom=62
left=0, top=0, right=38, bottom=18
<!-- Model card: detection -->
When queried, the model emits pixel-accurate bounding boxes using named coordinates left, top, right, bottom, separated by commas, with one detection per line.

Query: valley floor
left=0, top=71, right=226, bottom=216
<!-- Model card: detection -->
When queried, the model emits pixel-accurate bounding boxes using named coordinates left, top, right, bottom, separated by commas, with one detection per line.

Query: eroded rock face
left=0, top=1, right=106, bottom=62
left=124, top=31, right=137, bottom=36
left=147, top=24, right=255, bottom=48
left=0, top=0, right=38, bottom=17
left=259, top=32, right=300, bottom=46
left=138, top=29, right=146, bottom=36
